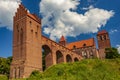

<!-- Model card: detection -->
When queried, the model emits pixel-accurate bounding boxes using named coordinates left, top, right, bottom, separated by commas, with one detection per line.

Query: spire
left=60, top=35, right=66, bottom=42
left=59, top=35, right=66, bottom=46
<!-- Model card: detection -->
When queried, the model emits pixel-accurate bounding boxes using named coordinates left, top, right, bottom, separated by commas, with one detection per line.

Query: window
left=20, top=28, right=23, bottom=44
left=30, top=21, right=32, bottom=27
left=82, top=51, right=87, bottom=58
left=16, top=24, right=19, bottom=41
left=35, top=32, right=38, bottom=37
left=83, top=43, right=86, bottom=47
left=104, top=35, right=106, bottom=40
left=37, top=25, right=39, bottom=31
left=13, top=68, right=16, bottom=78
left=73, top=45, right=76, bottom=49
left=100, top=36, right=102, bottom=40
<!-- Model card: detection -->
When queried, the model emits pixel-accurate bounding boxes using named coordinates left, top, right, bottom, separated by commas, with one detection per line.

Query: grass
left=1, top=59, right=120, bottom=80
left=0, top=75, right=8, bottom=80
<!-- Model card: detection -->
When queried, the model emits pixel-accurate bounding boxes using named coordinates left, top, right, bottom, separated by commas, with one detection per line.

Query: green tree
left=105, top=47, right=120, bottom=59
left=0, top=56, right=12, bottom=77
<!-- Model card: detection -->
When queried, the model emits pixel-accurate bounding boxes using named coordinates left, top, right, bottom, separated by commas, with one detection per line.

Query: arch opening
left=42, top=45, right=52, bottom=71
left=66, top=54, right=72, bottom=62
left=74, top=58, right=79, bottom=62
left=56, top=50, right=64, bottom=64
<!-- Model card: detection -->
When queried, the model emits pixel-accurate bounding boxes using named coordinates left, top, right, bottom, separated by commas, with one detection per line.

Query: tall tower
left=10, top=4, right=42, bottom=79
left=97, top=30, right=111, bottom=59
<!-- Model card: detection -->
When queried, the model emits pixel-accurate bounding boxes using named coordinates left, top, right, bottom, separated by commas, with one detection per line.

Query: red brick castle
left=10, top=4, right=111, bottom=79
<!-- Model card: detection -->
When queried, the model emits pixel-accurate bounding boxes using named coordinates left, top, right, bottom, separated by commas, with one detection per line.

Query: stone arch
left=74, top=57, right=79, bottom=62
left=42, top=45, right=53, bottom=71
left=56, top=50, right=64, bottom=64
left=66, top=54, right=72, bottom=62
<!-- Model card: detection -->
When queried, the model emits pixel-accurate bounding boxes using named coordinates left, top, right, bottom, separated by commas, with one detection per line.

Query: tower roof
left=15, top=3, right=41, bottom=23
left=97, top=30, right=108, bottom=35
left=59, top=35, right=66, bottom=42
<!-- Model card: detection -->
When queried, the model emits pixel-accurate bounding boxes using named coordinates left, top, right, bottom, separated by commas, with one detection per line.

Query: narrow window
left=30, top=21, right=32, bottom=27
left=100, top=36, right=102, bottom=40
left=20, top=28, right=23, bottom=44
left=104, top=35, right=106, bottom=40
left=16, top=24, right=19, bottom=42
left=35, top=32, right=38, bottom=37
left=13, top=68, right=17, bottom=79
left=73, top=45, right=76, bottom=49
left=83, top=43, right=86, bottom=47
left=37, top=25, right=39, bottom=31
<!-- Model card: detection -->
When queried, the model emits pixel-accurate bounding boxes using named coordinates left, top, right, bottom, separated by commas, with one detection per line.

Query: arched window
left=37, top=25, right=39, bottom=31
left=83, top=43, right=86, bottom=47
left=82, top=51, right=87, bottom=58
left=16, top=24, right=19, bottom=42
left=89, top=50, right=93, bottom=58
left=29, top=21, right=32, bottom=27
left=20, top=28, right=23, bottom=44
left=104, top=35, right=106, bottom=40
left=13, top=68, right=16, bottom=79
left=73, top=45, right=76, bottom=49
left=100, top=36, right=102, bottom=40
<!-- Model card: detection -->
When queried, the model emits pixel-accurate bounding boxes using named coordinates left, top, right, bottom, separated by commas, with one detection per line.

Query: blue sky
left=0, top=0, right=120, bottom=57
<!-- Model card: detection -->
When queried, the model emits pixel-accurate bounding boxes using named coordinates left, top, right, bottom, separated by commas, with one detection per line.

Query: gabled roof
left=59, top=35, right=66, bottom=42
left=97, top=30, right=108, bottom=35
left=66, top=38, right=95, bottom=49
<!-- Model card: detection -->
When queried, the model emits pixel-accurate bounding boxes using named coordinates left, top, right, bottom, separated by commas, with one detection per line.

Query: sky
left=0, top=0, right=120, bottom=57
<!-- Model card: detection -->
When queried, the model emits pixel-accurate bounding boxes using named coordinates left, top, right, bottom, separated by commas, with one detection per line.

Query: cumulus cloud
left=40, top=0, right=114, bottom=41
left=0, top=0, right=20, bottom=30
left=117, top=45, right=120, bottom=54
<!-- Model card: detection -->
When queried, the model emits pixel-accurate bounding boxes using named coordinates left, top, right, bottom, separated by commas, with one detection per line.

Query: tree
left=105, top=47, right=120, bottom=59
left=0, top=56, right=12, bottom=77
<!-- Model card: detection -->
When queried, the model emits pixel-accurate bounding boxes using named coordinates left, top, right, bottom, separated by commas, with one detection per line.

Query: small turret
left=59, top=35, right=66, bottom=46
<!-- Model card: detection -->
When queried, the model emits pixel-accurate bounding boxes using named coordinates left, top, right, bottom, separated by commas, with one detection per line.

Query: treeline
left=0, top=57, right=12, bottom=77
left=105, top=47, right=120, bottom=59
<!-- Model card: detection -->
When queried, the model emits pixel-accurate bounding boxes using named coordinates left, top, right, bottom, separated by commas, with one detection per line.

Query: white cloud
left=110, top=29, right=118, bottom=34
left=117, top=45, right=120, bottom=54
left=40, top=0, right=114, bottom=41
left=0, top=0, right=20, bottom=30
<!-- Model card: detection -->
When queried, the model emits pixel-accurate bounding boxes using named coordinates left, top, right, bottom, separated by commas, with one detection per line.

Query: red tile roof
left=97, top=30, right=108, bottom=35
left=66, top=38, right=95, bottom=49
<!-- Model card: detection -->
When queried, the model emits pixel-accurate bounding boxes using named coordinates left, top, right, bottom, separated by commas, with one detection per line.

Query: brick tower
left=10, top=4, right=42, bottom=79
left=59, top=35, right=66, bottom=46
left=97, top=30, right=111, bottom=59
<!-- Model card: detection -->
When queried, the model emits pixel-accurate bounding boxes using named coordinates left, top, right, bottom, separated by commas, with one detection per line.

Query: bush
left=105, top=48, right=120, bottom=59
left=27, top=70, right=42, bottom=80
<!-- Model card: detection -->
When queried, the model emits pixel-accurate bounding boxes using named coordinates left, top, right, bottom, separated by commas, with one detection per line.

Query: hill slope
left=28, top=59, right=120, bottom=80
left=0, top=59, right=120, bottom=80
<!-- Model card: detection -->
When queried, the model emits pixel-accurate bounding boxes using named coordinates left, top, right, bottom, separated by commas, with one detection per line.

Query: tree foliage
left=105, top=47, right=120, bottom=59
left=0, top=56, right=12, bottom=77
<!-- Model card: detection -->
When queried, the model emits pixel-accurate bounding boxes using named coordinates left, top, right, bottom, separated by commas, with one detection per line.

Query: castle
left=10, top=4, right=111, bottom=79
